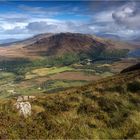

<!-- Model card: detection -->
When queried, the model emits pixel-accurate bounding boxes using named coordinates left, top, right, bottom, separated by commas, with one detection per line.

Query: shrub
left=14, top=75, right=24, bottom=82
left=77, top=103, right=99, bottom=115
left=127, top=81, right=140, bottom=92
left=104, top=85, right=127, bottom=93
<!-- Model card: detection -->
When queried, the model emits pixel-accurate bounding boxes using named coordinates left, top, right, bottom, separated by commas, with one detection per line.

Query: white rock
left=15, top=96, right=36, bottom=118
left=23, top=96, right=29, bottom=101
left=29, top=96, right=36, bottom=99
left=17, top=96, right=23, bottom=102
left=16, top=101, right=31, bottom=118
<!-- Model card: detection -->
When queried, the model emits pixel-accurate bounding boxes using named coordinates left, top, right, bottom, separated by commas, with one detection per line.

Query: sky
left=0, top=0, right=140, bottom=41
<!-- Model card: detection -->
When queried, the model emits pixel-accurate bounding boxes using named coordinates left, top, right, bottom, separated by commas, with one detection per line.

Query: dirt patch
left=111, top=58, right=140, bottom=73
left=50, top=71, right=101, bottom=81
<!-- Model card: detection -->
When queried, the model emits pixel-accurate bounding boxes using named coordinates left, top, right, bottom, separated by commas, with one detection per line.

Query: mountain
left=133, top=36, right=140, bottom=41
left=0, top=32, right=138, bottom=59
left=24, top=32, right=136, bottom=56
left=24, top=33, right=106, bottom=56
left=0, top=33, right=54, bottom=47
left=97, top=33, right=121, bottom=41
left=129, top=40, right=140, bottom=46
left=0, top=38, right=20, bottom=45
left=128, top=48, right=140, bottom=58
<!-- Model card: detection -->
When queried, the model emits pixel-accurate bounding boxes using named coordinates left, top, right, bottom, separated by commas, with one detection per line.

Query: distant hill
left=0, top=38, right=20, bottom=45
left=0, top=33, right=54, bottom=47
left=128, top=49, right=140, bottom=58
left=97, top=33, right=121, bottom=41
left=23, top=33, right=136, bottom=56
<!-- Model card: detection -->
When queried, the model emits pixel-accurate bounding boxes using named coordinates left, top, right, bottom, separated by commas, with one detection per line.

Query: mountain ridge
left=0, top=32, right=139, bottom=59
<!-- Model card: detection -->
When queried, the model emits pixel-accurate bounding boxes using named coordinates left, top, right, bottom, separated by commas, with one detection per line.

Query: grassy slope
left=0, top=69, right=140, bottom=139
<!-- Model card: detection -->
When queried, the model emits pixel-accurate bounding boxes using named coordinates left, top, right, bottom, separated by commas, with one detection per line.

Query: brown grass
left=50, top=71, right=101, bottom=81
left=0, top=69, right=140, bottom=139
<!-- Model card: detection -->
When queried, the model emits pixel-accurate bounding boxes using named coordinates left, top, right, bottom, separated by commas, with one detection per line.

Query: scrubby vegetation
left=0, top=49, right=129, bottom=76
left=99, top=49, right=129, bottom=59
left=88, top=48, right=129, bottom=60
left=0, top=58, right=31, bottom=75
left=0, top=69, right=140, bottom=139
left=0, top=53, right=81, bottom=76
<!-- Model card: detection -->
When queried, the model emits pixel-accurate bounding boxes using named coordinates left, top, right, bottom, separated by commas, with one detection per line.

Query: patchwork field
left=0, top=65, right=111, bottom=98
left=25, top=66, right=74, bottom=79
left=0, top=57, right=139, bottom=99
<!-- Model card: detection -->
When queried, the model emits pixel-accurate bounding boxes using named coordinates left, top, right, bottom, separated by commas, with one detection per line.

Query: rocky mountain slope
left=24, top=33, right=136, bottom=56
left=121, top=62, right=140, bottom=73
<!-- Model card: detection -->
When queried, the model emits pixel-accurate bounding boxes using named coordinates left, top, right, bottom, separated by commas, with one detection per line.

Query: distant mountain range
left=128, top=37, right=140, bottom=45
left=128, top=48, right=140, bottom=58
left=97, top=33, right=121, bottom=41
left=0, top=38, right=20, bottom=45
left=0, top=33, right=139, bottom=46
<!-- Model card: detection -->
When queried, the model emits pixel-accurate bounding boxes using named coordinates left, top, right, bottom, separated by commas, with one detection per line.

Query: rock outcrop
left=15, top=96, right=35, bottom=118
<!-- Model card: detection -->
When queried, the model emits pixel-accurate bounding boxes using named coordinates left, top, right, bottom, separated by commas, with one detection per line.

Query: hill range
left=0, top=33, right=139, bottom=59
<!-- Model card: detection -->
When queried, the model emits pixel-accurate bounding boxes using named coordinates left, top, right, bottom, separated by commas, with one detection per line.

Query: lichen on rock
left=15, top=96, right=33, bottom=118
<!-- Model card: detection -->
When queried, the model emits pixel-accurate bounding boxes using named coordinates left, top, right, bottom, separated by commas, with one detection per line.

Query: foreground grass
left=0, top=69, right=140, bottom=139
left=41, top=80, right=88, bottom=93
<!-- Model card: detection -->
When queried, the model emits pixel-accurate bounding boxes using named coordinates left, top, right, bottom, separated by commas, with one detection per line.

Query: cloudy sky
left=0, top=0, right=140, bottom=41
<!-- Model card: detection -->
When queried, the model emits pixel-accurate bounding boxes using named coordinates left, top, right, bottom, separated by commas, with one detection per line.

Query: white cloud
left=26, top=21, right=58, bottom=33
left=93, top=10, right=114, bottom=22
left=18, top=5, right=62, bottom=16
left=112, top=2, right=140, bottom=29
left=0, top=1, right=140, bottom=41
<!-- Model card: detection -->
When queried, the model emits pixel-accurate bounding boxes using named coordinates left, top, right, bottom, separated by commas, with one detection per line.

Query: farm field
left=0, top=57, right=139, bottom=99
left=0, top=66, right=104, bottom=98
left=25, top=66, right=74, bottom=79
